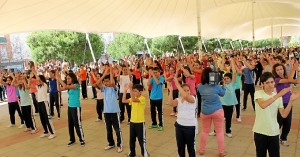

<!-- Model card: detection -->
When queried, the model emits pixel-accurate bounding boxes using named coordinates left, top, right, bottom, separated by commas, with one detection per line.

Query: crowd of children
left=1, top=47, right=300, bottom=157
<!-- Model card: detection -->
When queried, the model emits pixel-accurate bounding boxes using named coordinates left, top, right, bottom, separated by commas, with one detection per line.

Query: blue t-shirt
left=198, top=84, right=225, bottom=115
left=102, top=86, right=120, bottom=113
left=220, top=82, right=238, bottom=106
left=49, top=79, right=58, bottom=93
left=150, top=76, right=165, bottom=100
left=242, top=68, right=254, bottom=84
left=68, top=84, right=81, bottom=107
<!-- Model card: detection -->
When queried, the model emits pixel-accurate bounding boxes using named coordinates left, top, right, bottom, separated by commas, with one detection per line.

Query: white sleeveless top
left=119, top=75, right=131, bottom=93
left=176, top=96, right=197, bottom=126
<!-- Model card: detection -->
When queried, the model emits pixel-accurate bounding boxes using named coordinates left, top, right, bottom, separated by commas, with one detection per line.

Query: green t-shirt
left=252, top=90, right=283, bottom=136
left=235, top=74, right=242, bottom=89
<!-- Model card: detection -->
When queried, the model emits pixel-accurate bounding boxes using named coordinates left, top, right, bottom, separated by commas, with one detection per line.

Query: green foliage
left=107, top=33, right=145, bottom=59
left=288, top=36, right=300, bottom=47
left=26, top=31, right=104, bottom=64
left=149, top=35, right=179, bottom=55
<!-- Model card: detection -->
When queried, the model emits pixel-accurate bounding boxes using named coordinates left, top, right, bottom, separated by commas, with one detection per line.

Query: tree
left=107, top=33, right=144, bottom=59
left=26, top=31, right=104, bottom=65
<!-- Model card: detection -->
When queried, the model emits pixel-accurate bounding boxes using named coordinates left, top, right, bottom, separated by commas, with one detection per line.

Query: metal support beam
left=202, top=40, right=207, bottom=52
left=85, top=33, right=96, bottom=63
left=179, top=36, right=186, bottom=54
left=217, top=39, right=223, bottom=51
left=252, top=0, right=256, bottom=48
left=196, top=0, right=203, bottom=59
left=144, top=38, right=152, bottom=57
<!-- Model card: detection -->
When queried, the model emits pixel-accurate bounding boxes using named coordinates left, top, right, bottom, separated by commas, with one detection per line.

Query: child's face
left=103, top=78, right=110, bottom=86
left=223, top=76, right=231, bottom=84
left=275, top=66, right=284, bottom=78
left=66, top=76, right=72, bottom=85
left=152, top=70, right=160, bottom=77
left=132, top=89, right=142, bottom=97
left=262, top=78, right=275, bottom=92
left=122, top=67, right=129, bottom=75
left=181, top=86, right=190, bottom=96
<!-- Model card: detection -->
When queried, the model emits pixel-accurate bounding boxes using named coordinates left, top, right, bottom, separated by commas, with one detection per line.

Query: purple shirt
left=6, top=85, right=19, bottom=103
left=275, top=77, right=291, bottom=104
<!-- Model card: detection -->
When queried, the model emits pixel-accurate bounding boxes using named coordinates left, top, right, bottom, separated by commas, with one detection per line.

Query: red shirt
left=194, top=70, right=202, bottom=86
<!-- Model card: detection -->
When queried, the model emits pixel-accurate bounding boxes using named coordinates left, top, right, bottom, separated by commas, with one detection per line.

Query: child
left=17, top=73, right=38, bottom=133
left=122, top=83, right=149, bottom=157
left=56, top=71, right=85, bottom=146
left=117, top=65, right=132, bottom=123
left=147, top=67, right=165, bottom=131
left=167, top=78, right=197, bottom=157
left=96, top=65, right=123, bottom=153
left=31, top=70, right=56, bottom=139
left=0, top=73, right=24, bottom=128
left=91, top=72, right=104, bottom=121
left=253, top=72, right=300, bottom=157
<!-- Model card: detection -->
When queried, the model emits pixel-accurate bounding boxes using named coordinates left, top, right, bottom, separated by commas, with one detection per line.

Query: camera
left=209, top=71, right=222, bottom=85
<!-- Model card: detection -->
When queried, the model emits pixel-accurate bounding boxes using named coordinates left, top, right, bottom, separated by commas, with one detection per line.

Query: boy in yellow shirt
left=122, top=83, right=149, bottom=157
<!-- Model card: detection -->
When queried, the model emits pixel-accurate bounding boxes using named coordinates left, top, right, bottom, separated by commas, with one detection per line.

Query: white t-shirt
left=176, top=96, right=197, bottom=126
left=252, top=90, right=283, bottom=136
left=36, top=85, right=48, bottom=102
left=119, top=75, right=131, bottom=93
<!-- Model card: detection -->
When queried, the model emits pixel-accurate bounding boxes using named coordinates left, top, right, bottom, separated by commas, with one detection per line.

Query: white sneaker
left=40, top=133, right=49, bottom=138
left=24, top=128, right=31, bottom=132
left=237, top=117, right=242, bottom=122
left=48, top=134, right=56, bottom=139
left=170, top=112, right=176, bottom=116
left=280, top=140, right=289, bottom=147
left=95, top=119, right=101, bottom=122
left=209, top=131, right=216, bottom=136
left=7, top=124, right=15, bottom=128
left=226, top=133, right=232, bottom=138
left=58, top=117, right=61, bottom=120
left=18, top=124, right=25, bottom=129
left=31, top=129, right=39, bottom=134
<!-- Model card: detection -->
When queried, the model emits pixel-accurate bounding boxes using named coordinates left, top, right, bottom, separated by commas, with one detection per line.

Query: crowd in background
left=1, top=46, right=300, bottom=157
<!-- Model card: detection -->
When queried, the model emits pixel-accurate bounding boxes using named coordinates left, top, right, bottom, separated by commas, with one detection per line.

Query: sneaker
left=18, top=124, right=25, bottom=129
left=48, top=134, right=56, bottom=139
left=104, top=145, right=115, bottom=150
left=67, top=141, right=75, bottom=147
left=237, top=117, right=242, bottom=122
left=40, top=133, right=49, bottom=138
left=225, top=133, right=232, bottom=138
left=170, top=112, right=175, bottom=116
left=95, top=119, right=101, bottom=122
left=80, top=141, right=85, bottom=147
left=24, top=128, right=31, bottom=132
left=175, top=113, right=178, bottom=117
left=117, top=146, right=123, bottom=153
left=157, top=126, right=164, bottom=131
left=148, top=125, right=158, bottom=129
left=127, top=122, right=130, bottom=125
left=7, top=124, right=15, bottom=127
left=242, top=108, right=246, bottom=111
left=280, top=140, right=289, bottom=147
left=31, top=129, right=39, bottom=134
left=209, top=131, right=216, bottom=136
left=58, top=117, right=61, bottom=120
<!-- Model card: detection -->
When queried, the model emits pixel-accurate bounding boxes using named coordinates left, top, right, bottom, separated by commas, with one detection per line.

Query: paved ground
left=0, top=86, right=300, bottom=157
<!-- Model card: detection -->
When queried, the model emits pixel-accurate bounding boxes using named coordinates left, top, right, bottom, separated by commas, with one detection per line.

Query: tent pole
left=280, top=25, right=283, bottom=47
left=144, top=38, right=152, bottom=57
left=179, top=36, right=186, bottom=54
left=218, top=39, right=223, bottom=51
left=196, top=0, right=203, bottom=59
left=239, top=40, right=243, bottom=50
left=271, top=19, right=274, bottom=53
left=230, top=41, right=234, bottom=50
left=252, top=0, right=256, bottom=48
left=85, top=33, right=96, bottom=63
left=202, top=39, right=207, bottom=52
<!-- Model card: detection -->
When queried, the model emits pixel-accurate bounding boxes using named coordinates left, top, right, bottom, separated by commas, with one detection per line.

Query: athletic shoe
left=209, top=131, right=216, bottom=136
left=104, top=145, right=115, bottom=150
left=24, top=128, right=31, bottom=132
left=7, top=124, right=15, bottom=127
left=242, top=109, right=246, bottom=111
left=237, top=117, right=242, bottom=122
left=117, top=146, right=123, bottom=153
left=280, top=140, right=289, bottom=147
left=58, top=117, right=61, bottom=120
left=170, top=112, right=176, bottom=116
left=48, top=134, right=56, bottom=139
left=80, top=141, right=85, bottom=147
left=157, top=126, right=164, bottom=131
left=225, top=133, right=232, bottom=138
left=148, top=125, right=158, bottom=129
left=175, top=113, right=178, bottom=117
left=95, top=119, right=101, bottom=122
left=18, top=124, right=25, bottom=129
left=31, top=129, right=39, bottom=134
left=67, top=141, right=75, bottom=147
left=40, top=133, right=49, bottom=138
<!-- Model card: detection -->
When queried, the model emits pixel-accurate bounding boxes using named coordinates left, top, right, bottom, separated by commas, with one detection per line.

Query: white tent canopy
left=0, top=0, right=299, bottom=40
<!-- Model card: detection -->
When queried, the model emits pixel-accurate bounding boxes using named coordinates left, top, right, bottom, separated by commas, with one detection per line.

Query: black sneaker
left=80, top=141, right=85, bottom=147
left=67, top=141, right=75, bottom=147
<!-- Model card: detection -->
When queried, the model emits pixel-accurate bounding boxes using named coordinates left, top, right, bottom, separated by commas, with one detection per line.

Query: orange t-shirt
left=29, top=79, right=38, bottom=93
left=80, top=69, right=87, bottom=81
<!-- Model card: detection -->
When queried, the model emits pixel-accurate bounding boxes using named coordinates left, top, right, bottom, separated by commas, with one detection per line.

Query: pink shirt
left=169, top=74, right=178, bottom=90
left=185, top=77, right=196, bottom=95
left=6, top=85, right=19, bottom=103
